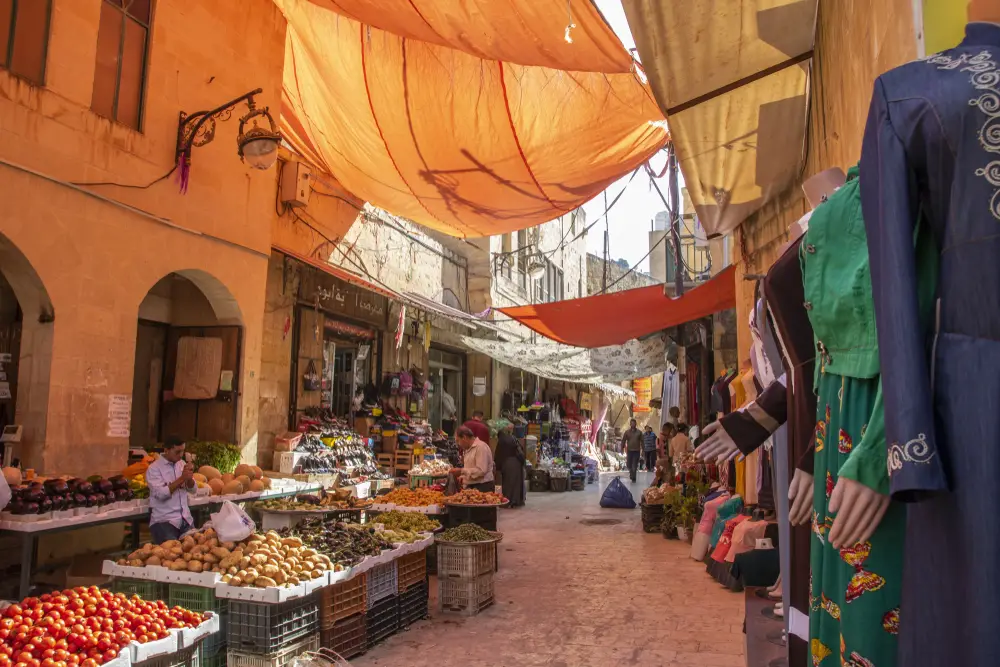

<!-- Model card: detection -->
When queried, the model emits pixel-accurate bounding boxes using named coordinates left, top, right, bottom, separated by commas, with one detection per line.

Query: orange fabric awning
left=275, top=0, right=668, bottom=238
left=498, top=266, right=737, bottom=348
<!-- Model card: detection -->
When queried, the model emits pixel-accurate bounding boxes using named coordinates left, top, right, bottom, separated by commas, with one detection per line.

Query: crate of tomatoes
left=0, top=586, right=213, bottom=667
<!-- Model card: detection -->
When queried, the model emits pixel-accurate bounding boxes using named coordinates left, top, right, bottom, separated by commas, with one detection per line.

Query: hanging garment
left=860, top=23, right=1000, bottom=667
left=686, top=360, right=700, bottom=424
left=709, top=495, right=744, bottom=550
left=661, top=366, right=681, bottom=427
left=801, top=166, right=938, bottom=666
left=763, top=237, right=819, bottom=666
left=726, top=519, right=770, bottom=564
left=711, top=514, right=750, bottom=562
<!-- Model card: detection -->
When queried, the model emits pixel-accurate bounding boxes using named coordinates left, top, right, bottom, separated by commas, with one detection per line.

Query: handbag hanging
left=302, top=359, right=321, bottom=391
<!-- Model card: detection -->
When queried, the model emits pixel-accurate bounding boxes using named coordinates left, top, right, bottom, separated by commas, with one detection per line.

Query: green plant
left=185, top=440, right=241, bottom=474
left=678, top=495, right=700, bottom=530
left=661, top=489, right=683, bottom=539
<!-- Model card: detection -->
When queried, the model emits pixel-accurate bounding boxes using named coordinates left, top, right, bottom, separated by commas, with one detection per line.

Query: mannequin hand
left=788, top=469, right=813, bottom=526
left=828, top=477, right=890, bottom=549
left=695, top=422, right=740, bottom=464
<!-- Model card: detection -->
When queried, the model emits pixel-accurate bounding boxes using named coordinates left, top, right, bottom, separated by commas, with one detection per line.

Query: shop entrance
left=429, top=348, right=464, bottom=435
left=0, top=232, right=54, bottom=469
left=130, top=270, right=243, bottom=450
left=322, top=336, right=372, bottom=418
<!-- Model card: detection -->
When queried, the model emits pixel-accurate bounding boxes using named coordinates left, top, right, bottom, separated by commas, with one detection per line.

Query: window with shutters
left=0, top=0, right=52, bottom=85
left=91, top=0, right=152, bottom=130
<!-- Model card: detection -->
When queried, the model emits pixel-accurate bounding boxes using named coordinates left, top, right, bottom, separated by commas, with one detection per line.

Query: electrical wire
left=597, top=231, right=668, bottom=295
left=70, top=165, right=178, bottom=189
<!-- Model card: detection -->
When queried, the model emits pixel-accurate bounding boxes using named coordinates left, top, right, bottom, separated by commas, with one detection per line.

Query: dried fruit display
left=438, top=524, right=499, bottom=543
left=278, top=518, right=393, bottom=566
left=0, top=586, right=206, bottom=667
left=379, top=488, right=444, bottom=507
left=373, top=511, right=440, bottom=533
left=408, top=460, right=451, bottom=476
left=444, top=489, right=506, bottom=505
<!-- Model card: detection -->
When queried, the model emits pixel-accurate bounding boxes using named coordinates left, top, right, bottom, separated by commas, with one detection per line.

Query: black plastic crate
left=398, top=582, right=428, bottom=628
left=325, top=508, right=363, bottom=524
left=227, top=594, right=320, bottom=654
left=365, top=595, right=399, bottom=649
left=320, top=613, right=366, bottom=660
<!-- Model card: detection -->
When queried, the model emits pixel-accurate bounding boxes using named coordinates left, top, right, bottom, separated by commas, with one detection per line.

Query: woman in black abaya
left=494, top=424, right=525, bottom=507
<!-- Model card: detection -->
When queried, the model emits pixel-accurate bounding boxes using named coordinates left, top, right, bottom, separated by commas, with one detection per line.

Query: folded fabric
left=726, top=519, right=770, bottom=563
left=712, top=514, right=750, bottom=562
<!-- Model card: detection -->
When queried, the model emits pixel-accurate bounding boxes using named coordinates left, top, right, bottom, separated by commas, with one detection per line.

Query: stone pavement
left=353, top=471, right=746, bottom=667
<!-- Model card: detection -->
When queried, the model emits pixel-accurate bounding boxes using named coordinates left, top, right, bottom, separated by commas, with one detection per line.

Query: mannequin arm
left=828, top=380, right=891, bottom=548
left=696, top=374, right=788, bottom=462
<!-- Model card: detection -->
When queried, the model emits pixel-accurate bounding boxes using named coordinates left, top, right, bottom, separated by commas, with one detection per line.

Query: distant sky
left=581, top=0, right=679, bottom=275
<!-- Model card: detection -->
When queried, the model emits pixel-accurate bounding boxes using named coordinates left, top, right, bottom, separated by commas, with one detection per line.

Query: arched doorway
left=131, top=270, right=243, bottom=448
left=0, top=233, right=54, bottom=469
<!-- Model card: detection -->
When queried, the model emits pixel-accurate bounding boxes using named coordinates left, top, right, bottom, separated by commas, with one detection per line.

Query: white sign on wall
left=107, top=394, right=132, bottom=438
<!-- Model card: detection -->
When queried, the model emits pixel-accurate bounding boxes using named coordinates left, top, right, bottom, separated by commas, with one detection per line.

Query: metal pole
left=602, top=190, right=609, bottom=292
left=668, top=143, right=684, bottom=297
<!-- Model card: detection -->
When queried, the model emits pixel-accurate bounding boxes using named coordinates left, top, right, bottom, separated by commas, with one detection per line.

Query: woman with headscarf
left=494, top=423, right=525, bottom=507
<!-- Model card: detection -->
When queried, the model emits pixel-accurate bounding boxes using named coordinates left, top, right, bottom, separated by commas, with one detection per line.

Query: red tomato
left=65, top=658, right=78, bottom=667
left=79, top=660, right=97, bottom=667
left=16, top=652, right=32, bottom=664
left=37, top=639, right=53, bottom=652
left=39, top=653, right=53, bottom=662
left=100, top=652, right=116, bottom=665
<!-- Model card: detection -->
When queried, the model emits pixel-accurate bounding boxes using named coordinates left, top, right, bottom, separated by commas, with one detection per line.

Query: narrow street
left=355, top=472, right=746, bottom=667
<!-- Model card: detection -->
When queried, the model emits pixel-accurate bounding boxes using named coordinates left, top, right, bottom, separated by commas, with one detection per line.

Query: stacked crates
left=436, top=538, right=496, bottom=616
left=319, top=573, right=368, bottom=660
left=364, top=561, right=398, bottom=648
left=226, top=594, right=320, bottom=667
left=168, top=584, right=228, bottom=667
left=397, top=549, right=429, bottom=627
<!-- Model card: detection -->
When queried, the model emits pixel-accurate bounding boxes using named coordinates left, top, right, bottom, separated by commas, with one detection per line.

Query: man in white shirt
left=145, top=436, right=196, bottom=544
left=450, top=425, right=495, bottom=492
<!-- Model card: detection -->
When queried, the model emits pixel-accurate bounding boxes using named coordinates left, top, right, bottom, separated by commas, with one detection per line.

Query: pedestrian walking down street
left=621, top=419, right=643, bottom=483
left=642, top=425, right=658, bottom=474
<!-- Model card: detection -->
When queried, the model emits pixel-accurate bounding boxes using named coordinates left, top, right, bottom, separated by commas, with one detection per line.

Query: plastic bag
left=211, top=500, right=256, bottom=543
left=600, top=477, right=637, bottom=509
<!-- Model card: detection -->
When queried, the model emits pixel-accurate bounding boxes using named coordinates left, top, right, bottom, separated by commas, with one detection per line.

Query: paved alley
left=354, top=472, right=746, bottom=667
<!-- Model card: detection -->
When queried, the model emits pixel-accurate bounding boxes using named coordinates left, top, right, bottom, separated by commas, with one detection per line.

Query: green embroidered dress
left=800, top=166, right=936, bottom=667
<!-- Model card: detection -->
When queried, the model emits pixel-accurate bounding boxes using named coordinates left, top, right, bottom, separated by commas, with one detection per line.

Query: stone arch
left=0, top=231, right=54, bottom=469
left=137, top=268, right=243, bottom=326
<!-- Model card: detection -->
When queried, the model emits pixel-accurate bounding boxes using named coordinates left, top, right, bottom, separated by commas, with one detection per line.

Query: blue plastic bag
left=599, top=477, right=637, bottom=509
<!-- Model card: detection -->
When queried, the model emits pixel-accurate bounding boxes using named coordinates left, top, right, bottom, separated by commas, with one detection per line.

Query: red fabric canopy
left=498, top=266, right=737, bottom=348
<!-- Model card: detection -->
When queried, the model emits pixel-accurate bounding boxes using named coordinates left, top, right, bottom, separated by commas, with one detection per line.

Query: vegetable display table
left=1, top=485, right=320, bottom=598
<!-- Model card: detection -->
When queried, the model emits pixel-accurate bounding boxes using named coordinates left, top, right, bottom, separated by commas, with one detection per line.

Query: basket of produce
left=549, top=477, right=569, bottom=492
left=443, top=489, right=508, bottom=507
left=277, top=517, right=394, bottom=570
left=371, top=510, right=441, bottom=533
left=375, top=488, right=445, bottom=513
left=435, top=524, right=502, bottom=578
left=407, top=459, right=451, bottom=488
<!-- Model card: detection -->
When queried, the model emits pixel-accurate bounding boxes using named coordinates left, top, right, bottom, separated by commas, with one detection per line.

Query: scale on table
left=1, top=424, right=22, bottom=467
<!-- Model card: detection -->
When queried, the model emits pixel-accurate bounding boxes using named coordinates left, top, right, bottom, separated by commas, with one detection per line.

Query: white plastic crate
left=226, top=632, right=320, bottom=667
left=365, top=561, right=397, bottom=609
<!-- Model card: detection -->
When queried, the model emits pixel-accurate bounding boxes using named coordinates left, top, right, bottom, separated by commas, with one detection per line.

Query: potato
left=230, top=576, right=243, bottom=587
left=203, top=554, right=219, bottom=565
left=262, top=564, right=280, bottom=578
left=181, top=536, right=196, bottom=551
left=127, top=559, right=144, bottom=567
left=281, top=537, right=303, bottom=548
left=170, top=547, right=184, bottom=558
left=116, top=558, right=127, bottom=566
left=228, top=566, right=238, bottom=575
left=251, top=554, right=268, bottom=566
left=273, top=570, right=287, bottom=585
left=222, top=542, right=236, bottom=550
left=239, top=557, right=251, bottom=569
left=146, top=556, right=162, bottom=567
left=151, top=547, right=168, bottom=559
left=265, top=531, right=281, bottom=541
left=169, top=560, right=188, bottom=571
left=183, top=553, right=193, bottom=562
left=254, top=576, right=277, bottom=588
left=287, top=576, right=300, bottom=586
left=237, top=569, right=248, bottom=579
left=161, top=540, right=181, bottom=549
left=221, top=574, right=232, bottom=584
left=191, top=545, right=209, bottom=556
left=127, top=549, right=145, bottom=561
left=310, top=569, right=325, bottom=579
left=187, top=560, right=204, bottom=573
left=207, top=538, right=219, bottom=549
left=301, top=548, right=317, bottom=558
left=243, top=571, right=258, bottom=585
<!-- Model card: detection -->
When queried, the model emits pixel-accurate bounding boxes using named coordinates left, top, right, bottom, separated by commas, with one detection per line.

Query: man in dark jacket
left=621, top=419, right=643, bottom=483
left=462, top=410, right=491, bottom=444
